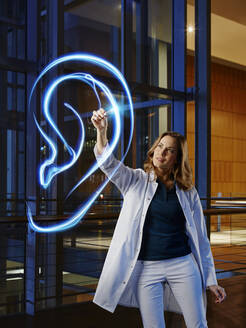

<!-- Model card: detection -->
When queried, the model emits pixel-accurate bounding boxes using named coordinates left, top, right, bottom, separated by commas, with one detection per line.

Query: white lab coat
left=93, top=145, right=217, bottom=313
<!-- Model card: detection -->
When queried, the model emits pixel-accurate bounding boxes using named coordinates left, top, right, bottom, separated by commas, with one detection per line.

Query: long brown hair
left=144, top=131, right=193, bottom=191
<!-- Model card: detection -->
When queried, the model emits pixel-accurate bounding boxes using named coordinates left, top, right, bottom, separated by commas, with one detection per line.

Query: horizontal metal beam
left=130, top=81, right=186, bottom=99
left=63, top=67, right=187, bottom=100
left=204, top=208, right=246, bottom=215
left=1, top=207, right=246, bottom=224
left=0, top=56, right=37, bottom=73
left=64, top=0, right=91, bottom=11
left=61, top=99, right=172, bottom=122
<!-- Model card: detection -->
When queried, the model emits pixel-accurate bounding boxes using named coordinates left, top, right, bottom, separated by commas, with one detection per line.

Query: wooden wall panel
left=187, top=132, right=195, bottom=158
left=187, top=103, right=195, bottom=133
left=233, top=163, right=246, bottom=182
left=233, top=113, right=246, bottom=139
left=211, top=110, right=233, bottom=137
left=211, top=136, right=233, bottom=161
left=187, top=55, right=246, bottom=207
left=233, top=139, right=246, bottom=161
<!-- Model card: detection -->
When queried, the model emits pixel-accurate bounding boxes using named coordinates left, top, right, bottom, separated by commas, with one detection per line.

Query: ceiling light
left=187, top=25, right=194, bottom=33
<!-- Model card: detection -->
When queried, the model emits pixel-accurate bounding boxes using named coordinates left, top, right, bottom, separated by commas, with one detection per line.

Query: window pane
left=64, top=0, right=121, bottom=68
left=0, top=0, right=26, bottom=59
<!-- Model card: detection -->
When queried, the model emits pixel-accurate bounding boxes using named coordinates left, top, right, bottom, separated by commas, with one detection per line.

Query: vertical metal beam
left=0, top=1, right=9, bottom=211
left=171, top=0, right=187, bottom=136
left=0, top=76, right=7, bottom=210
left=111, top=25, right=120, bottom=68
left=25, top=226, right=38, bottom=315
left=0, top=231, right=7, bottom=301
left=26, top=0, right=39, bottom=215
left=121, top=0, right=133, bottom=162
left=46, top=0, right=64, bottom=307
left=149, top=37, right=159, bottom=143
left=25, top=0, right=39, bottom=316
left=136, top=0, right=149, bottom=85
left=47, top=0, right=64, bottom=216
left=195, top=0, right=211, bottom=235
left=135, top=0, right=149, bottom=168
left=44, top=234, right=63, bottom=308
left=121, top=0, right=133, bottom=80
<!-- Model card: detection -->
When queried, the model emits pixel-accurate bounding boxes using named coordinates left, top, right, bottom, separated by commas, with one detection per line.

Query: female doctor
left=91, top=108, right=226, bottom=328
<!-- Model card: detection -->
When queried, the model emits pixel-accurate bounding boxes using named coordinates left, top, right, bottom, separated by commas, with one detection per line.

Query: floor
left=2, top=219, right=246, bottom=327
left=0, top=273, right=245, bottom=328
left=1, top=245, right=246, bottom=327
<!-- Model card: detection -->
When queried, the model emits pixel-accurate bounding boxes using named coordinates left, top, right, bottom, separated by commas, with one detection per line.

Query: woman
left=91, top=108, right=226, bottom=328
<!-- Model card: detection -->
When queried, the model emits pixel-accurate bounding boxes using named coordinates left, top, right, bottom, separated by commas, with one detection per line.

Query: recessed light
left=187, top=25, right=194, bottom=33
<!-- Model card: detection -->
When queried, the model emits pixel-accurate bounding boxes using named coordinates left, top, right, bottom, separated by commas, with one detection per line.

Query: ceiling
left=67, top=0, right=246, bottom=68
left=187, top=1, right=246, bottom=68
left=187, top=0, right=246, bottom=26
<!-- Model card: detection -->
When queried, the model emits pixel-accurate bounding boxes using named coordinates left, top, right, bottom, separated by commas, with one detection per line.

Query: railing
left=1, top=198, right=246, bottom=317
left=0, top=197, right=123, bottom=217
left=206, top=197, right=246, bottom=246
left=0, top=208, right=119, bottom=317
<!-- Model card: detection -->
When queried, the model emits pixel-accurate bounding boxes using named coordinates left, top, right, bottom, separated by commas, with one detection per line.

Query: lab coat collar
left=149, top=170, right=176, bottom=186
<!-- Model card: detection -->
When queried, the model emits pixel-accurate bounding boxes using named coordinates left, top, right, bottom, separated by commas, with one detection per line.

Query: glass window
left=0, top=68, right=25, bottom=216
left=132, top=0, right=172, bottom=87
left=17, top=88, right=25, bottom=112
left=60, top=0, right=173, bottom=204
left=0, top=0, right=26, bottom=59
left=64, top=0, right=121, bottom=68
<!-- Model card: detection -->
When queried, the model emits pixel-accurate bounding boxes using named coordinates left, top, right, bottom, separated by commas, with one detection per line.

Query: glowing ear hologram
left=27, top=53, right=134, bottom=233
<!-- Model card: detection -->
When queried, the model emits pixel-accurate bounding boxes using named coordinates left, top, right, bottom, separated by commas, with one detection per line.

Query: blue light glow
left=27, top=53, right=134, bottom=233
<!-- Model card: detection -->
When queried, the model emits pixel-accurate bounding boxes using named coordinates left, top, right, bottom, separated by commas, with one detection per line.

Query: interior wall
left=186, top=55, right=246, bottom=198
left=186, top=56, right=195, bottom=186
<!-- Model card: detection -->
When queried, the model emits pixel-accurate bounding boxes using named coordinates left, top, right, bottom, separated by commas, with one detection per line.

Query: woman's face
left=152, top=135, right=178, bottom=171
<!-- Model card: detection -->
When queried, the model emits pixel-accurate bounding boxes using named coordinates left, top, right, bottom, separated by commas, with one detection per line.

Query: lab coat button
left=123, top=281, right=126, bottom=284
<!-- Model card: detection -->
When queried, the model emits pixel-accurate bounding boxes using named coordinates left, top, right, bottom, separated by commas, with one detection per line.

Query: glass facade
left=0, top=0, right=216, bottom=317
left=0, top=0, right=26, bottom=217
left=60, top=0, right=174, bottom=209
left=1, top=0, right=246, bottom=323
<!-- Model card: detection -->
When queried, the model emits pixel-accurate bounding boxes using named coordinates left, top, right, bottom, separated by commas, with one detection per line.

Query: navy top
left=138, top=179, right=191, bottom=260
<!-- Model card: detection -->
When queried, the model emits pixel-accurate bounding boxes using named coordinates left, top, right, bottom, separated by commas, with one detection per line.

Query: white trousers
left=135, top=254, right=208, bottom=328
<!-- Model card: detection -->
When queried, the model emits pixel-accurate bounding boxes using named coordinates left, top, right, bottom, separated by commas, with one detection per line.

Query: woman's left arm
left=192, top=189, right=226, bottom=303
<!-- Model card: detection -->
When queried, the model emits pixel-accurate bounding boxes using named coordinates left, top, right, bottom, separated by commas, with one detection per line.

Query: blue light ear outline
left=36, top=72, right=120, bottom=190
left=27, top=53, right=134, bottom=233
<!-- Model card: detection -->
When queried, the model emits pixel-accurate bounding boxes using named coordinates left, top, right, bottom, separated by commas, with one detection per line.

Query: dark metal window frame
left=0, top=0, right=212, bottom=316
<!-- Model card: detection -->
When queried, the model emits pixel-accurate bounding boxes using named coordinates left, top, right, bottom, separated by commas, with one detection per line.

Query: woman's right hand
left=91, top=108, right=108, bottom=133
left=91, top=108, right=108, bottom=154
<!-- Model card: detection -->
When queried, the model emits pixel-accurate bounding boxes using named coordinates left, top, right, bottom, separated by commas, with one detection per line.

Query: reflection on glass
left=0, top=0, right=26, bottom=59
left=64, top=0, right=121, bottom=68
